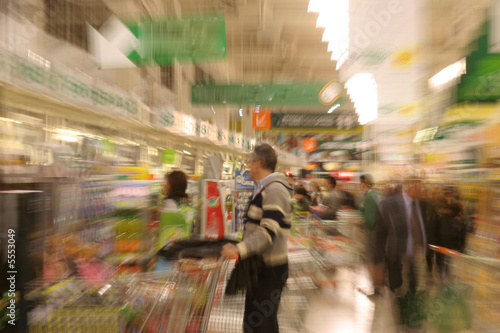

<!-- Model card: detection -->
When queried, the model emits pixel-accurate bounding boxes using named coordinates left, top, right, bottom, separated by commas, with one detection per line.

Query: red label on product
left=205, top=181, right=225, bottom=239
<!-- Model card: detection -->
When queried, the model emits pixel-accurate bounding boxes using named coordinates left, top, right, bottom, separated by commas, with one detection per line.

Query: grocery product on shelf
left=233, top=191, right=252, bottom=234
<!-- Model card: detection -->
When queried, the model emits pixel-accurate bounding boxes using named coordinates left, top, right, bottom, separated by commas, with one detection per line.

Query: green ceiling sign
left=191, top=83, right=343, bottom=106
left=457, top=22, right=500, bottom=102
left=126, top=14, right=227, bottom=65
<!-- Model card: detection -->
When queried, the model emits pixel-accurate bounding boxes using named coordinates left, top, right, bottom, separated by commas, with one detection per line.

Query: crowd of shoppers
left=220, top=144, right=472, bottom=332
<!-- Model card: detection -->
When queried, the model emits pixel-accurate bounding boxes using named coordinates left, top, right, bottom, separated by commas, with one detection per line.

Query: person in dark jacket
left=375, top=178, right=427, bottom=295
left=420, top=184, right=440, bottom=272
left=359, top=174, right=384, bottom=295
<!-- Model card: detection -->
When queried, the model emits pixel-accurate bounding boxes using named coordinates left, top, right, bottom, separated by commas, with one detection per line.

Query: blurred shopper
left=163, top=170, right=189, bottom=209
left=309, top=181, right=323, bottom=206
left=359, top=174, right=384, bottom=295
left=312, top=176, right=343, bottom=220
left=420, top=184, right=440, bottom=273
left=438, top=188, right=467, bottom=253
left=376, top=177, right=427, bottom=295
left=337, top=180, right=357, bottom=209
left=221, top=144, right=293, bottom=333
left=286, top=174, right=296, bottom=189
left=294, top=185, right=312, bottom=212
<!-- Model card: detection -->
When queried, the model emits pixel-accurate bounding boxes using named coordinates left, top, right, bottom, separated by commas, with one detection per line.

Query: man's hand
left=221, top=243, right=239, bottom=260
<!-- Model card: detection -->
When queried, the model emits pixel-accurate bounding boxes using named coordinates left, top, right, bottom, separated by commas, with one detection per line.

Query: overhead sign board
left=271, top=113, right=358, bottom=129
left=0, top=49, right=140, bottom=119
left=192, top=83, right=344, bottom=106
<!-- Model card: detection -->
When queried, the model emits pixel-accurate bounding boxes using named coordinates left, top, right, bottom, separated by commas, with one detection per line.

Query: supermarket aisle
left=302, top=268, right=398, bottom=333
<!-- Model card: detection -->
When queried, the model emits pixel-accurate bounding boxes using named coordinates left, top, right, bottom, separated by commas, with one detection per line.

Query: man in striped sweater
left=222, top=143, right=293, bottom=333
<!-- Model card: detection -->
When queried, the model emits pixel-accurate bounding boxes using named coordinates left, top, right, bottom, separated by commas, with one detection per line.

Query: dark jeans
left=243, top=262, right=289, bottom=333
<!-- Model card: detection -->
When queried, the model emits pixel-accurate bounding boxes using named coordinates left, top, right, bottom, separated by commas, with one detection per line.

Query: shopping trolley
left=207, top=251, right=322, bottom=333
left=26, top=258, right=225, bottom=333
left=428, top=245, right=500, bottom=333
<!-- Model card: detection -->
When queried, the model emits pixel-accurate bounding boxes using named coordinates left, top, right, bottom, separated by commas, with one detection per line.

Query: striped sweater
left=236, top=173, right=293, bottom=266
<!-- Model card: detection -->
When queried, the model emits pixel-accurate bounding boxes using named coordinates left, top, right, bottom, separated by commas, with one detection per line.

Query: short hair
left=360, top=174, right=374, bottom=188
left=251, top=143, right=277, bottom=172
left=287, top=174, right=295, bottom=179
left=294, top=185, right=308, bottom=196
left=166, top=170, right=188, bottom=198
left=325, top=176, right=336, bottom=188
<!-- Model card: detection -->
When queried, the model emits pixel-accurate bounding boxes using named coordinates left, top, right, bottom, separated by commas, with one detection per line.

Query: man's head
left=286, top=174, right=296, bottom=186
left=360, top=174, right=374, bottom=192
left=248, top=143, right=277, bottom=181
left=324, top=176, right=337, bottom=190
left=403, top=177, right=422, bottom=200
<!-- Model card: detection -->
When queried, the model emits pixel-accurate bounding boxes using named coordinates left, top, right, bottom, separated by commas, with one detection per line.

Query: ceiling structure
left=69, top=0, right=492, bottom=119
left=101, top=0, right=353, bottom=114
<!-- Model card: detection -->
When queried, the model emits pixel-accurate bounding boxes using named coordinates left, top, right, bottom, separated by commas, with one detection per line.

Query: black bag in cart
left=158, top=239, right=238, bottom=260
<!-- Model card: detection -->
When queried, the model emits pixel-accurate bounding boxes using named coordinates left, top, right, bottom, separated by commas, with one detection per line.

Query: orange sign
left=302, top=137, right=318, bottom=152
left=253, top=112, right=271, bottom=129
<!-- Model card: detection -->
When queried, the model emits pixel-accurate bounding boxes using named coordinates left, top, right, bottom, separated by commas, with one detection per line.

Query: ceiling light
left=183, top=150, right=191, bottom=155
left=211, top=106, right=216, bottom=114
left=0, top=117, right=21, bottom=124
left=345, top=73, right=378, bottom=125
left=55, top=128, right=85, bottom=136
left=310, top=0, right=349, bottom=67
left=307, top=0, right=323, bottom=12
left=429, top=58, right=466, bottom=91
left=327, top=104, right=341, bottom=113
left=239, top=108, right=243, bottom=117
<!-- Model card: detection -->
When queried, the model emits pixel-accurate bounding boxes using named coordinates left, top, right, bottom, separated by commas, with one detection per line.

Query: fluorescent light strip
left=327, top=104, right=341, bottom=113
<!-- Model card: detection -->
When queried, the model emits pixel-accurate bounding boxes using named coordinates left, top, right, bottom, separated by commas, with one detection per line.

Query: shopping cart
left=207, top=251, right=321, bottom=333
left=26, top=258, right=225, bottom=333
left=26, top=277, right=126, bottom=333
left=121, top=259, right=224, bottom=333
left=428, top=245, right=500, bottom=333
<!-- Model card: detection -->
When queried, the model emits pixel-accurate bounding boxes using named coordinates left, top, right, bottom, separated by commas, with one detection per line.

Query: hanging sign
left=271, top=113, right=358, bottom=129
left=228, top=132, right=236, bottom=146
left=158, top=109, right=175, bottom=129
left=124, top=14, right=227, bottom=65
left=208, top=124, right=218, bottom=142
left=253, top=112, right=272, bottom=129
left=242, top=137, right=252, bottom=152
left=302, top=137, right=318, bottom=152
left=317, top=140, right=360, bottom=151
left=0, top=50, right=140, bottom=119
left=234, top=133, right=243, bottom=149
left=217, top=127, right=228, bottom=146
left=181, top=114, right=196, bottom=136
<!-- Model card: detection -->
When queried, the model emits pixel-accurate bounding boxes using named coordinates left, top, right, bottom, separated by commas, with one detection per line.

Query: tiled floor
left=209, top=264, right=493, bottom=333
left=301, top=267, right=398, bottom=333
